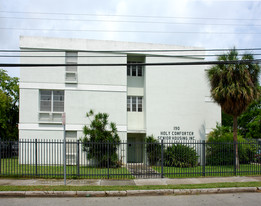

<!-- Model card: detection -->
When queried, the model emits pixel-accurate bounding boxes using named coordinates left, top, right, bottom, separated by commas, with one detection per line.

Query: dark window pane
left=138, top=66, right=142, bottom=76
left=53, top=91, right=64, bottom=101
left=40, top=90, right=51, bottom=100
left=53, top=102, right=64, bottom=112
left=40, top=90, right=51, bottom=111
left=132, top=97, right=136, bottom=111
left=40, top=101, right=51, bottom=111
left=132, top=66, right=136, bottom=76
left=127, top=66, right=130, bottom=76
left=53, top=91, right=64, bottom=112
left=138, top=97, right=142, bottom=112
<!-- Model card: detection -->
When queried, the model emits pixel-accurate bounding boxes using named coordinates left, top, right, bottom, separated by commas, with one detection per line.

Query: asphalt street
left=1, top=193, right=261, bottom=206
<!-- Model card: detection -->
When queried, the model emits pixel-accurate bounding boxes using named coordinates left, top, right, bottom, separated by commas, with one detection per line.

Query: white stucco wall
left=145, top=56, right=221, bottom=141
left=19, top=37, right=128, bottom=141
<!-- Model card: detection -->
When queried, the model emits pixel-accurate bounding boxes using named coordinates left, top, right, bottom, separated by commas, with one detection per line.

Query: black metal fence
left=0, top=139, right=260, bottom=179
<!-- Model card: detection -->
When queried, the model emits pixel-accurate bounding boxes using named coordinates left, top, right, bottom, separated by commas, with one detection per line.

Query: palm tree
left=207, top=48, right=260, bottom=168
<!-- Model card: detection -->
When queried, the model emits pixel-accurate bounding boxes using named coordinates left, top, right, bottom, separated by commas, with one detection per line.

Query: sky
left=0, top=0, right=261, bottom=77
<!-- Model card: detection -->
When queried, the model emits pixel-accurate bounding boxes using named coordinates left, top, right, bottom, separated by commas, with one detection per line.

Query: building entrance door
left=127, top=134, right=144, bottom=163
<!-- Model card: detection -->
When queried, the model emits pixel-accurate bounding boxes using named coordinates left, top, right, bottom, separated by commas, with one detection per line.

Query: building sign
left=157, top=126, right=195, bottom=141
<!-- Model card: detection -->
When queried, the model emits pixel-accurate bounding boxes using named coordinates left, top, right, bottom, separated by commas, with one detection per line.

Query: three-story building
left=19, top=36, right=221, bottom=164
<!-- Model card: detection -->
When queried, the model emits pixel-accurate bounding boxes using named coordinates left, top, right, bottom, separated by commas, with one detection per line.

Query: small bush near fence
left=145, top=136, right=199, bottom=168
left=164, top=144, right=198, bottom=168
left=145, top=135, right=162, bottom=166
left=206, top=126, right=257, bottom=166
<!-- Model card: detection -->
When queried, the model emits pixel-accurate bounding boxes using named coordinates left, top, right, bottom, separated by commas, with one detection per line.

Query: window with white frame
left=65, top=51, right=78, bottom=82
left=40, top=90, right=64, bottom=112
left=127, top=96, right=143, bottom=112
left=127, top=62, right=143, bottom=77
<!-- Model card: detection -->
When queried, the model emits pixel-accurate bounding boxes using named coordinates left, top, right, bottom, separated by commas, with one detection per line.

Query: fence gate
left=126, top=141, right=161, bottom=179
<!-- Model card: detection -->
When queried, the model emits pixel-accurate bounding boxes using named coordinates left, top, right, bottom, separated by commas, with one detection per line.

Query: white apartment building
left=19, top=36, right=221, bottom=163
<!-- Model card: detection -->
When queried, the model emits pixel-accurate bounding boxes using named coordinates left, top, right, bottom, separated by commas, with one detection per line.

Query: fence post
left=77, top=140, right=80, bottom=177
left=161, top=139, right=164, bottom=178
left=62, top=113, right=66, bottom=185
left=35, top=139, right=37, bottom=176
left=107, top=142, right=110, bottom=179
left=202, top=140, right=206, bottom=177
left=233, top=141, right=237, bottom=176
left=63, top=133, right=66, bottom=185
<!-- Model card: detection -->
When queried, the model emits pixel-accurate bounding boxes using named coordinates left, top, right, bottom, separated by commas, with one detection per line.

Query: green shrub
left=81, top=110, right=121, bottom=168
left=145, top=135, right=162, bottom=166
left=164, top=144, right=198, bottom=168
left=206, top=125, right=257, bottom=166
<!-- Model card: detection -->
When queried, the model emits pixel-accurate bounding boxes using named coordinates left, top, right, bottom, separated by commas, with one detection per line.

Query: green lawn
left=0, top=182, right=261, bottom=192
left=153, top=164, right=261, bottom=178
left=1, top=158, right=260, bottom=179
left=0, top=158, right=133, bottom=179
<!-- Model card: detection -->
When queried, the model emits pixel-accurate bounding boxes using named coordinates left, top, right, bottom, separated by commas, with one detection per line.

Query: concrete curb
left=0, top=187, right=259, bottom=197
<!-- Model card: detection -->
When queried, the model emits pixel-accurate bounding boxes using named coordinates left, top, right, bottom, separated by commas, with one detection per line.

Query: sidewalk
left=0, top=176, right=260, bottom=197
left=0, top=176, right=261, bottom=186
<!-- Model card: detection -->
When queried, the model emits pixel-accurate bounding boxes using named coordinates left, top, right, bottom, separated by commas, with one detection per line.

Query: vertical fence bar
left=63, top=133, right=66, bottom=185
left=107, top=142, right=110, bottom=179
left=35, top=139, right=37, bottom=176
left=202, top=140, right=206, bottom=176
left=233, top=141, right=237, bottom=176
left=77, top=140, right=80, bottom=177
left=62, top=113, right=66, bottom=184
left=161, top=139, right=164, bottom=178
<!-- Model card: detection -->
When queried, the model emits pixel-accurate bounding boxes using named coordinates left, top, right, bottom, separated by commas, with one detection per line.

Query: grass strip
left=0, top=182, right=260, bottom=192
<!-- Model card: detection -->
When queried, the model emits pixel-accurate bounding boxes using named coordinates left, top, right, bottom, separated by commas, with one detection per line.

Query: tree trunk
left=233, top=115, right=239, bottom=169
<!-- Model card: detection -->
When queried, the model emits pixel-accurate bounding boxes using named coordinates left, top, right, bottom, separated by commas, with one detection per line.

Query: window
left=40, top=90, right=64, bottom=112
left=127, top=96, right=143, bottom=112
left=132, top=97, right=137, bottom=111
left=65, top=52, right=78, bottom=82
left=127, top=96, right=131, bottom=111
left=138, top=97, right=142, bottom=112
left=127, top=62, right=143, bottom=77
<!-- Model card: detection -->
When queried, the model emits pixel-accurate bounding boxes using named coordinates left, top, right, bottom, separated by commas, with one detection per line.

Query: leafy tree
left=222, top=89, right=261, bottom=139
left=222, top=111, right=233, bottom=128
left=81, top=110, right=121, bottom=168
left=206, top=124, right=257, bottom=166
left=0, top=91, right=12, bottom=137
left=0, top=69, right=19, bottom=140
left=207, top=49, right=260, bottom=168
left=238, top=94, right=261, bottom=139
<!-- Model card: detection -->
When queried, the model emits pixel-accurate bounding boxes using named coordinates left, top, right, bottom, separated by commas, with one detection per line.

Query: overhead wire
left=1, top=59, right=261, bottom=67
left=1, top=12, right=260, bottom=67
left=1, top=16, right=260, bottom=27
left=1, top=10, right=260, bottom=21
left=1, top=54, right=261, bottom=58
left=1, top=11, right=259, bottom=36
left=1, top=48, right=261, bottom=53
left=0, top=27, right=260, bottom=35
